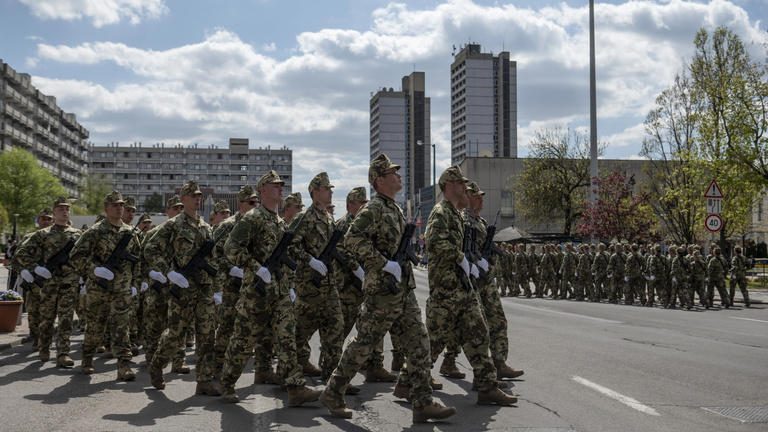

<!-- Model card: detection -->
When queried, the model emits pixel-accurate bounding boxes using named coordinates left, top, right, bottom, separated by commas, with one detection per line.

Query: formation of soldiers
left=491, top=241, right=752, bottom=309
left=8, top=155, right=525, bottom=424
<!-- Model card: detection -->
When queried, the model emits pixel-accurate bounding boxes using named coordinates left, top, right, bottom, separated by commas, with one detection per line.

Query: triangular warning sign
left=704, top=179, right=724, bottom=198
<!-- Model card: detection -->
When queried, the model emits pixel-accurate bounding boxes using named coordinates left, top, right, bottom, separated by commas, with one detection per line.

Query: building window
left=501, top=189, right=514, bottom=218
left=240, top=175, right=247, bottom=181
left=240, top=165, right=247, bottom=171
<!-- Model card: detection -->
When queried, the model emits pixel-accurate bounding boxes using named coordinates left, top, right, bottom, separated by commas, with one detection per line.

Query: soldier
left=575, top=244, right=591, bottom=301
left=212, top=186, right=259, bottom=380
left=707, top=247, right=731, bottom=309
left=513, top=244, right=529, bottom=297
left=538, top=244, right=556, bottom=298
left=559, top=243, right=576, bottom=300
left=320, top=154, right=456, bottom=423
left=15, top=198, right=81, bottom=366
left=729, top=246, right=751, bottom=307
left=219, top=170, right=320, bottom=405
left=591, top=243, right=609, bottom=302
left=282, top=192, right=304, bottom=224
left=667, top=247, right=682, bottom=309
left=526, top=244, right=538, bottom=297
left=210, top=200, right=231, bottom=230
left=624, top=244, right=646, bottom=306
left=646, top=245, right=665, bottom=307
left=146, top=181, right=221, bottom=396
left=132, top=213, right=153, bottom=351
left=70, top=191, right=140, bottom=380
left=689, top=249, right=707, bottom=306
left=289, top=172, right=346, bottom=382
left=607, top=244, right=625, bottom=304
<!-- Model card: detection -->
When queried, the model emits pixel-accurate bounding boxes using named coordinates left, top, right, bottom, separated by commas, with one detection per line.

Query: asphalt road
left=1, top=268, right=766, bottom=431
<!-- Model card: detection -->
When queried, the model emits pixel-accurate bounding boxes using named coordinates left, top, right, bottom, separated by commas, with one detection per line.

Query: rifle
left=480, top=210, right=506, bottom=263
left=169, top=239, right=218, bottom=299
left=382, top=209, right=420, bottom=295
left=458, top=220, right=476, bottom=291
left=310, top=228, right=362, bottom=290
left=96, top=223, right=140, bottom=290
left=250, top=209, right=307, bottom=296
left=33, top=238, right=76, bottom=288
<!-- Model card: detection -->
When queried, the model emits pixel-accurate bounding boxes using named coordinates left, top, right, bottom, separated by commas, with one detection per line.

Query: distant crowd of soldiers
left=7, top=156, right=528, bottom=423
left=490, top=241, right=752, bottom=309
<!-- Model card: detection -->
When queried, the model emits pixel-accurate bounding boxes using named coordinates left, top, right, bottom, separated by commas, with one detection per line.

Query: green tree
left=143, top=192, right=164, bottom=213
left=0, top=149, right=66, bottom=229
left=78, top=173, right=113, bottom=214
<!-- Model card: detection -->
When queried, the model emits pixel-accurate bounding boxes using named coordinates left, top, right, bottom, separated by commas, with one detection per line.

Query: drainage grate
left=702, top=406, right=768, bottom=423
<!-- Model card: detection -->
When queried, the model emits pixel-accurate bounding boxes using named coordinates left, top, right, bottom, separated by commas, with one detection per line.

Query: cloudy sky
left=1, top=0, right=766, bottom=207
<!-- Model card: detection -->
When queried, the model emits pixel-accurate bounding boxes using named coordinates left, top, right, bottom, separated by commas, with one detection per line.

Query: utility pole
left=589, top=0, right=599, bottom=206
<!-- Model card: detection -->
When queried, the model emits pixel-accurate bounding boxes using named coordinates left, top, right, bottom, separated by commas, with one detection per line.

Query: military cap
left=237, top=185, right=258, bottom=202
left=438, top=166, right=469, bottom=189
left=257, top=170, right=285, bottom=189
left=166, top=195, right=182, bottom=209
left=104, top=190, right=125, bottom=205
left=308, top=172, right=334, bottom=193
left=52, top=197, right=71, bottom=208
left=124, top=196, right=137, bottom=210
left=466, top=181, right=485, bottom=196
left=284, top=192, right=304, bottom=208
left=180, top=180, right=202, bottom=196
left=38, top=208, right=53, bottom=219
left=138, top=213, right=152, bottom=223
left=213, top=200, right=231, bottom=213
left=346, top=187, right=368, bottom=203
left=368, top=153, right=400, bottom=184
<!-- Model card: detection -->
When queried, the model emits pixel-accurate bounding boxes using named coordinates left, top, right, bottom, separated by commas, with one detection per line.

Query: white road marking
left=573, top=376, right=660, bottom=416
left=505, top=302, right=622, bottom=324
left=731, top=317, right=768, bottom=324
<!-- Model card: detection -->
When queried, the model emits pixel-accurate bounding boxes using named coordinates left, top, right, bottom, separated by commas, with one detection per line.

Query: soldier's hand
left=20, top=269, right=34, bottom=284
left=229, top=266, right=244, bottom=279
left=309, top=257, right=328, bottom=276
left=623, top=276, right=629, bottom=282
left=672, top=277, right=677, bottom=284
left=650, top=275, right=656, bottom=281
left=140, top=282, right=149, bottom=292
left=478, top=258, right=489, bottom=272
left=289, top=287, right=297, bottom=303
left=213, top=291, right=223, bottom=305
left=460, top=256, right=471, bottom=277
left=353, top=265, right=365, bottom=282
left=149, top=270, right=167, bottom=284
left=383, top=260, right=402, bottom=283
left=256, top=266, right=272, bottom=284
left=79, top=285, right=87, bottom=296
left=167, top=270, right=189, bottom=289
left=470, top=264, right=480, bottom=279
left=94, top=266, right=115, bottom=281
left=130, top=286, right=138, bottom=297
left=34, top=265, right=52, bottom=279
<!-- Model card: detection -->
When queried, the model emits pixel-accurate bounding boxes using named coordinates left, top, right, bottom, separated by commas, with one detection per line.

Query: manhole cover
left=702, top=406, right=768, bottom=423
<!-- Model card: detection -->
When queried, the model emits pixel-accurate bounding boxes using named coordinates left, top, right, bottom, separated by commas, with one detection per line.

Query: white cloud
left=262, top=42, right=277, bottom=52
left=18, top=0, right=168, bottom=27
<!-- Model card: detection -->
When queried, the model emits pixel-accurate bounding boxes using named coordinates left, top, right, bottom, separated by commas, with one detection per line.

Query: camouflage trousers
left=214, top=277, right=243, bottom=375
left=539, top=274, right=556, bottom=297
left=559, top=276, right=574, bottom=299
left=221, top=283, right=305, bottom=391
left=689, top=278, right=706, bottom=305
left=729, top=275, right=750, bottom=305
left=337, top=287, right=386, bottom=370
left=609, top=276, right=624, bottom=302
left=22, top=283, right=42, bottom=342
left=427, top=288, right=497, bottom=389
left=75, top=284, right=87, bottom=330
left=143, top=286, right=184, bottom=364
left=592, top=274, right=607, bottom=301
left=624, top=276, right=646, bottom=305
left=707, top=277, right=730, bottom=307
left=82, top=281, right=132, bottom=361
left=330, top=287, right=433, bottom=408
left=573, top=276, right=588, bottom=300
left=669, top=279, right=691, bottom=308
left=294, top=283, right=344, bottom=379
left=150, top=281, right=216, bottom=383
left=37, top=278, right=77, bottom=356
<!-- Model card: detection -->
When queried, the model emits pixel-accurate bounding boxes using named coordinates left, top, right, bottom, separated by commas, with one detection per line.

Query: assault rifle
left=96, top=224, right=140, bottom=290
left=33, top=238, right=76, bottom=288
left=251, top=210, right=307, bottom=296
left=478, top=210, right=505, bottom=278
left=310, top=228, right=361, bottom=290
left=382, top=209, right=420, bottom=295
left=169, top=239, right=218, bottom=299
left=459, top=221, right=476, bottom=291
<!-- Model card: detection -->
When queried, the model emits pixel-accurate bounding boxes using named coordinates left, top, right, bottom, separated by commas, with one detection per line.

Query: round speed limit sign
left=705, top=213, right=723, bottom=233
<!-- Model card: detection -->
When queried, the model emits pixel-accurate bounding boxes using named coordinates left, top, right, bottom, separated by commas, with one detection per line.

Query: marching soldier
left=282, top=192, right=304, bottom=224
left=624, top=244, right=646, bottom=306
left=647, top=245, right=665, bottom=308
left=575, top=244, right=591, bottom=301
left=591, top=243, right=609, bottom=302
left=729, top=246, right=751, bottom=307
left=559, top=243, right=576, bottom=300
left=539, top=244, right=557, bottom=298
left=689, top=248, right=707, bottom=307
left=707, top=247, right=731, bottom=309
left=210, top=200, right=231, bottom=231
left=607, top=244, right=625, bottom=304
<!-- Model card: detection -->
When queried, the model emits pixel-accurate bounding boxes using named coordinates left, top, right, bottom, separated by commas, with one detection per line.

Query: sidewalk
left=0, top=312, right=30, bottom=351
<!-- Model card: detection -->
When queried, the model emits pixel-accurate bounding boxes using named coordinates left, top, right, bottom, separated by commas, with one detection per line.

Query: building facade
left=369, top=71, right=431, bottom=211
left=450, top=44, right=517, bottom=165
left=0, top=60, right=89, bottom=197
left=89, top=138, right=292, bottom=212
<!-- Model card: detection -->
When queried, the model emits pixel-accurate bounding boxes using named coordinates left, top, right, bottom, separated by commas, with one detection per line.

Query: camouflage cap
left=180, top=180, right=203, bottom=196
left=257, top=170, right=285, bottom=189
left=368, top=153, right=400, bottom=185
left=124, top=196, right=137, bottom=210
left=52, top=197, right=71, bottom=208
left=308, top=172, right=334, bottom=193
left=104, top=190, right=125, bottom=205
left=38, top=208, right=53, bottom=219
left=438, top=166, right=469, bottom=189
left=213, top=199, right=231, bottom=213
left=346, top=186, right=368, bottom=203
left=138, top=213, right=152, bottom=223
left=237, top=185, right=258, bottom=202
left=166, top=195, right=183, bottom=209
left=284, top=192, right=304, bottom=208
left=466, top=181, right=485, bottom=196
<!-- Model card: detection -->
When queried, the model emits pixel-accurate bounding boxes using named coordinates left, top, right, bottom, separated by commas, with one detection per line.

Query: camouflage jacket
left=14, top=223, right=82, bottom=284
left=212, top=212, right=244, bottom=289
left=539, top=252, right=556, bottom=277
left=707, top=255, right=726, bottom=280
left=690, top=256, right=707, bottom=280
left=607, top=252, right=625, bottom=278
left=624, top=252, right=644, bottom=279
left=560, top=251, right=576, bottom=278
left=70, top=219, right=140, bottom=289
left=288, top=203, right=336, bottom=290
left=514, top=251, right=528, bottom=277
left=425, top=199, right=466, bottom=295
left=647, top=255, right=666, bottom=280
left=334, top=212, right=364, bottom=297
left=591, top=251, right=609, bottom=276
left=670, top=256, right=688, bottom=283
left=576, top=253, right=591, bottom=281
left=731, top=255, right=748, bottom=278
left=144, top=212, right=214, bottom=286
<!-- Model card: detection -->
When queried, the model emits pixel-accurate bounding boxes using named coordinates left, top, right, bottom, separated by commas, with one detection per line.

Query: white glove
left=20, top=269, right=34, bottom=284
left=624, top=276, right=629, bottom=282
left=256, top=266, right=272, bottom=284
left=478, top=258, right=489, bottom=273
left=140, top=282, right=149, bottom=292
left=289, top=287, right=297, bottom=303
left=78, top=277, right=84, bottom=285
left=34, top=265, right=52, bottom=279
left=79, top=285, right=87, bottom=296
left=353, top=266, right=365, bottom=282
left=382, top=260, right=402, bottom=283
left=149, top=270, right=167, bottom=284
left=213, top=291, right=223, bottom=305
left=94, top=266, right=114, bottom=281
left=650, top=275, right=656, bottom=281
left=470, top=264, right=480, bottom=279
left=308, top=257, right=328, bottom=276
left=672, top=277, right=677, bottom=284
left=130, top=286, right=138, bottom=297
left=229, top=266, right=244, bottom=279
left=460, top=257, right=471, bottom=277
left=167, top=270, right=189, bottom=289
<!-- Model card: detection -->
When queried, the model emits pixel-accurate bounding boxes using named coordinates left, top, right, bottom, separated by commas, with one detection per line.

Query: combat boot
left=472, top=379, right=510, bottom=390
left=302, top=362, right=322, bottom=377
left=196, top=381, right=222, bottom=396
left=287, top=385, right=321, bottom=407
left=439, top=357, right=465, bottom=379
left=117, top=359, right=136, bottom=381
left=413, top=401, right=457, bottom=423
left=81, top=356, right=95, bottom=375
left=477, top=386, right=518, bottom=406
left=391, top=351, right=404, bottom=372
left=365, top=366, right=397, bottom=383
left=320, top=384, right=352, bottom=418
left=253, top=369, right=280, bottom=385
left=149, top=364, right=165, bottom=390
left=171, top=359, right=191, bottom=374
left=430, top=376, right=443, bottom=390
left=56, top=354, right=74, bottom=368
left=345, top=384, right=361, bottom=395
left=393, top=383, right=411, bottom=401
left=495, top=362, right=525, bottom=379
left=96, top=345, right=106, bottom=353
left=221, top=387, right=239, bottom=403
left=39, top=348, right=50, bottom=363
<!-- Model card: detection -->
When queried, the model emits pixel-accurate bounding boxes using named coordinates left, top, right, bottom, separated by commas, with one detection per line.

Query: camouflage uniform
left=558, top=245, right=576, bottom=300
left=647, top=246, right=666, bottom=307
left=729, top=249, right=751, bottom=306
left=606, top=246, right=625, bottom=303
left=575, top=246, right=591, bottom=301
left=668, top=249, right=687, bottom=309
left=689, top=251, right=707, bottom=306
left=539, top=245, right=557, bottom=298
left=526, top=245, right=538, bottom=297
left=513, top=245, right=529, bottom=297
left=289, top=172, right=345, bottom=380
left=707, top=250, right=731, bottom=308
left=591, top=245, right=609, bottom=302
left=624, top=246, right=646, bottom=305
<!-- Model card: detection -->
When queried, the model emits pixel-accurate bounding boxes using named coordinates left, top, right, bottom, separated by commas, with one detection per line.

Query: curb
left=0, top=334, right=31, bottom=352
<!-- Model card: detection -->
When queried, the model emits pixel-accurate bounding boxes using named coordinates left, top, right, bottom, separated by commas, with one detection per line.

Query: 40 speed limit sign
left=705, top=214, right=723, bottom=233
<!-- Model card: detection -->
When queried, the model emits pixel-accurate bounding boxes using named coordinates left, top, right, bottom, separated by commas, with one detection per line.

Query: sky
left=0, top=0, right=766, bottom=210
